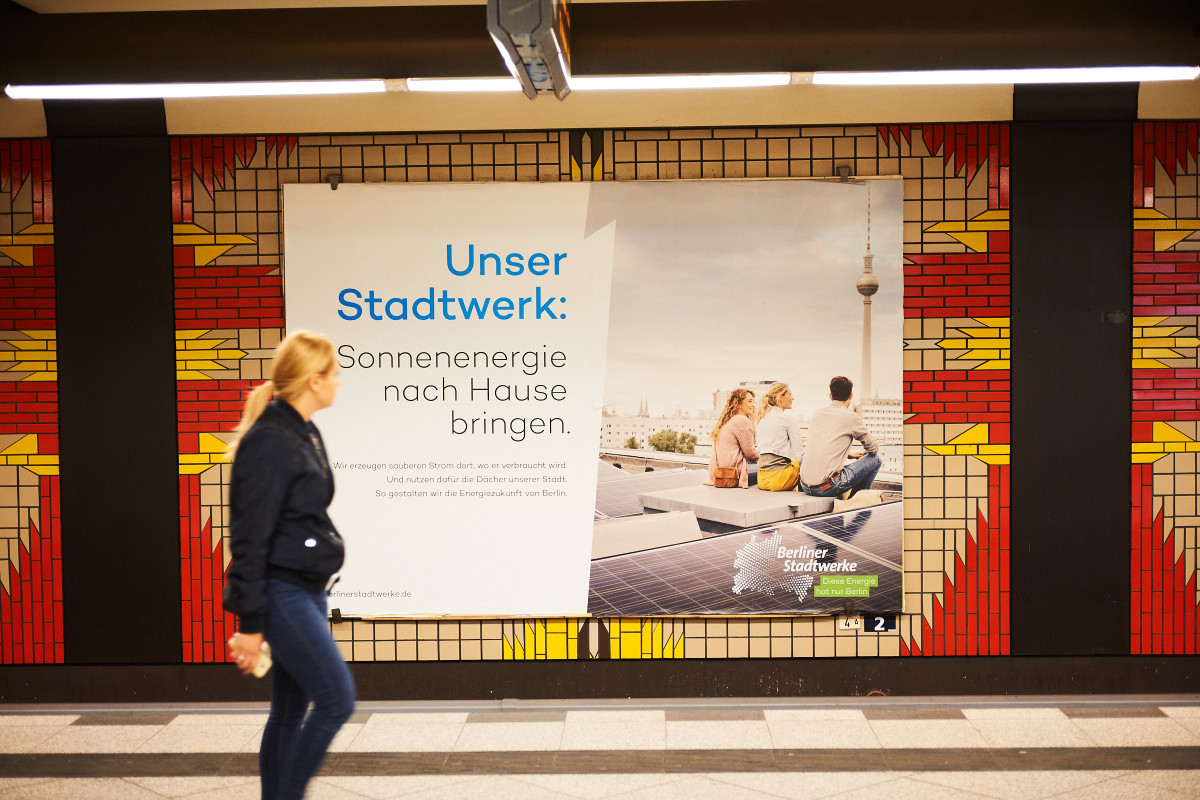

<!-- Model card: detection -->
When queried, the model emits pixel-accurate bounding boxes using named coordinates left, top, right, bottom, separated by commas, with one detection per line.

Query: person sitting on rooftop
left=798, top=376, right=880, bottom=500
left=754, top=382, right=804, bottom=492
left=705, top=388, right=759, bottom=489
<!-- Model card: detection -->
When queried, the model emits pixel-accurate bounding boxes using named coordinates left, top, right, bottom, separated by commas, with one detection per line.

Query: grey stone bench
left=637, top=484, right=835, bottom=528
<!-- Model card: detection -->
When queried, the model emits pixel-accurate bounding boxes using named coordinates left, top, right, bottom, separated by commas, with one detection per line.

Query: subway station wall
left=1131, top=122, right=1200, bottom=655
left=0, top=119, right=1196, bottom=679
left=170, top=125, right=1011, bottom=664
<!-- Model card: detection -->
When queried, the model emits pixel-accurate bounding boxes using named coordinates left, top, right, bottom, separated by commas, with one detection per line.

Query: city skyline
left=587, top=178, right=904, bottom=418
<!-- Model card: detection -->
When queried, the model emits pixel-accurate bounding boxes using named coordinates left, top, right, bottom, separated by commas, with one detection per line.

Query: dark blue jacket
left=226, top=399, right=344, bottom=633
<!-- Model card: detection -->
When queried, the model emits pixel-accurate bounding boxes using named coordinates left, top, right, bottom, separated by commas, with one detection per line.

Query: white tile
left=0, top=779, right=57, bottom=795
left=712, top=771, right=905, bottom=799
left=614, top=775, right=781, bottom=799
left=1069, top=717, right=1200, bottom=747
left=453, top=721, right=564, bottom=752
left=345, top=721, right=464, bottom=752
left=764, top=708, right=868, bottom=722
left=1168, top=717, right=1200, bottom=738
left=30, top=725, right=162, bottom=753
left=168, top=713, right=268, bottom=727
left=559, top=721, right=666, bottom=751
left=512, top=773, right=689, bottom=800
left=767, top=719, right=881, bottom=749
left=317, top=775, right=480, bottom=800
left=838, top=776, right=996, bottom=799
left=1159, top=706, right=1200, bottom=719
left=236, top=720, right=368, bottom=754
left=960, top=708, right=1068, bottom=721
left=363, top=711, right=470, bottom=726
left=136, top=724, right=261, bottom=753
left=171, top=781, right=261, bottom=800
left=665, top=720, right=774, bottom=750
left=911, top=770, right=1129, bottom=800
left=182, top=782, right=350, bottom=800
left=0, top=726, right=67, bottom=754
left=868, top=720, right=989, bottom=749
left=328, top=722, right=365, bottom=752
left=564, top=709, right=665, bottom=724
left=1119, top=771, right=1200, bottom=796
left=0, top=715, right=79, bottom=726
left=239, top=729, right=263, bottom=753
left=296, top=780, right=380, bottom=800
left=0, top=779, right=163, bottom=799
left=969, top=719, right=1097, bottom=748
left=123, top=776, right=260, bottom=798
left=1043, top=775, right=1195, bottom=800
left=398, top=775, right=566, bottom=799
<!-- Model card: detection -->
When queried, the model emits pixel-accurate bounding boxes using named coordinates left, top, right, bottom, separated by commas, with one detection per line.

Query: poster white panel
left=284, top=183, right=614, bottom=616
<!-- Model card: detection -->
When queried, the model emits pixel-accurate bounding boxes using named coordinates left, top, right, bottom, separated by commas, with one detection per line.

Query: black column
left=49, top=101, right=181, bottom=663
left=1010, top=85, right=1135, bottom=655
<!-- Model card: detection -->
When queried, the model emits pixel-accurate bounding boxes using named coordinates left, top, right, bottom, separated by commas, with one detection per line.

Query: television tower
left=856, top=184, right=879, bottom=401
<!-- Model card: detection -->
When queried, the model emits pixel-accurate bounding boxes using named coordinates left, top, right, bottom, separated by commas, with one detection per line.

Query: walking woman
left=224, top=330, right=355, bottom=800
left=706, top=388, right=759, bottom=488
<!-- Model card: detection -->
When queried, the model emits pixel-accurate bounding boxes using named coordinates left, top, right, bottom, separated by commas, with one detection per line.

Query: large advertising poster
left=284, top=179, right=903, bottom=618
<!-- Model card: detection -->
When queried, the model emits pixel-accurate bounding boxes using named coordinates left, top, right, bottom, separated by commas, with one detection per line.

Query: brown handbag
left=712, top=465, right=739, bottom=488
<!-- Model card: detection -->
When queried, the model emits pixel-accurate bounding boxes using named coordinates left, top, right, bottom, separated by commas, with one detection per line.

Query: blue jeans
left=801, top=453, right=882, bottom=499
left=261, top=579, right=356, bottom=800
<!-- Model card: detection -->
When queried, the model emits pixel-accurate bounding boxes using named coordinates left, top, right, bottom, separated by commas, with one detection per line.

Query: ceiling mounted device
left=487, top=0, right=572, bottom=100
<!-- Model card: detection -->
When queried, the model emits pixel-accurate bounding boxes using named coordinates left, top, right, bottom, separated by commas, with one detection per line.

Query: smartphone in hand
left=227, top=636, right=273, bottom=678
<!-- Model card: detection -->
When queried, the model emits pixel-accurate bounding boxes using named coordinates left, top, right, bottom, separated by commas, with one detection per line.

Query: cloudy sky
left=586, top=178, right=904, bottom=418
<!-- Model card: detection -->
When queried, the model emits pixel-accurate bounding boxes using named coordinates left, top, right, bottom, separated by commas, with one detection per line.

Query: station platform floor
left=1, top=694, right=1198, bottom=799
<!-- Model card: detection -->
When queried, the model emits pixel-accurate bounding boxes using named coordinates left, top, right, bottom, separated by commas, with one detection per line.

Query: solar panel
left=597, top=460, right=631, bottom=483
left=593, top=468, right=708, bottom=519
left=795, top=507, right=903, bottom=570
left=587, top=502, right=903, bottom=616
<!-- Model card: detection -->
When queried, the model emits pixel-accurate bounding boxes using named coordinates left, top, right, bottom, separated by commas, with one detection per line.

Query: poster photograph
left=283, top=178, right=903, bottom=618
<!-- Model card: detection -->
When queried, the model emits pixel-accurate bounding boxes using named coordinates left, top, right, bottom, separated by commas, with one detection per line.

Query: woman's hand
left=230, top=632, right=264, bottom=676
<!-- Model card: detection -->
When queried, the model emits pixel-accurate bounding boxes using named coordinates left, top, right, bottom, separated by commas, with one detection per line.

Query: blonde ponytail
left=225, top=330, right=336, bottom=460
left=225, top=381, right=275, bottom=461
left=756, top=382, right=790, bottom=423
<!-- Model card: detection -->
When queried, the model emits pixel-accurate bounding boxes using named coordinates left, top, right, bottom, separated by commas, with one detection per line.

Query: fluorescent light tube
left=404, top=77, right=523, bottom=93
left=405, top=73, right=790, bottom=93
left=4, top=80, right=388, bottom=100
left=812, top=67, right=1200, bottom=86
left=569, top=73, right=791, bottom=91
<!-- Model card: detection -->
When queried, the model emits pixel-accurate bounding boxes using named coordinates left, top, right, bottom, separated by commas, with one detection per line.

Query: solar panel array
left=588, top=502, right=904, bottom=616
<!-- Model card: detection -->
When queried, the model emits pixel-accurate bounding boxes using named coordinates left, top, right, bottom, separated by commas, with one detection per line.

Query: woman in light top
left=754, top=382, right=805, bottom=491
left=706, top=388, right=759, bottom=488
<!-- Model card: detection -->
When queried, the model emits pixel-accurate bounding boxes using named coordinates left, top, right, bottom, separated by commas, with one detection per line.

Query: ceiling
left=0, top=0, right=1196, bottom=138
left=1, top=1, right=1197, bottom=85
left=16, top=0, right=681, bottom=9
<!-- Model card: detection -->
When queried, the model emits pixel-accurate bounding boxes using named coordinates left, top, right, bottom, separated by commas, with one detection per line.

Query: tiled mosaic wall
left=0, top=139, right=61, bottom=664
left=173, top=125, right=1011, bottom=663
left=1131, top=121, right=1200, bottom=654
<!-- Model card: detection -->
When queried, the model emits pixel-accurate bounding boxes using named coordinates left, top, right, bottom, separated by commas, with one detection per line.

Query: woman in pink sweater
left=706, top=388, right=760, bottom=488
